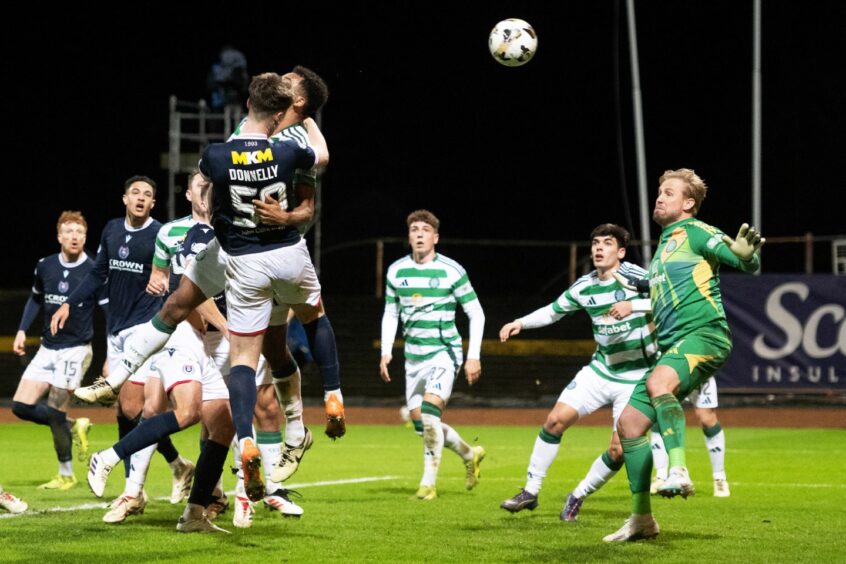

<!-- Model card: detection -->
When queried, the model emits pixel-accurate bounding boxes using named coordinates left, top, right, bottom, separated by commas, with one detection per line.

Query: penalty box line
left=0, top=475, right=399, bottom=520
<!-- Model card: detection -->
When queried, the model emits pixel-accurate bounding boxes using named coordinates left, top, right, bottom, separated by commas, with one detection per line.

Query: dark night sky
left=5, top=1, right=845, bottom=292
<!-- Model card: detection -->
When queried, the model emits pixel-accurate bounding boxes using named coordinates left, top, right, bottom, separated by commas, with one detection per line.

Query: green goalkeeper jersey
left=648, top=217, right=759, bottom=349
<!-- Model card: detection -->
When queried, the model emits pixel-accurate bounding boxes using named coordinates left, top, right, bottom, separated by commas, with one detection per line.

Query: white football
left=488, top=18, right=538, bottom=67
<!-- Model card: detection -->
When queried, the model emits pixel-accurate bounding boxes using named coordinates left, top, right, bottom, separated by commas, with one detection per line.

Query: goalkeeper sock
left=654, top=393, right=687, bottom=468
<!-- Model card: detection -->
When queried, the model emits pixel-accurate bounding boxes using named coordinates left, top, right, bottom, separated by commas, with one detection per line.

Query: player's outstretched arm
left=721, top=223, right=765, bottom=262
left=613, top=272, right=650, bottom=293
left=499, top=321, right=523, bottom=342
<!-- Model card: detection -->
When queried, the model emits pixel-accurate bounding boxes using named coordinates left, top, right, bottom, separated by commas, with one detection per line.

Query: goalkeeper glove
left=721, top=223, right=765, bottom=261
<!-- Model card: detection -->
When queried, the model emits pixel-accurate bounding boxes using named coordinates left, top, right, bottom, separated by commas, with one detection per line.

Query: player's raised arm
left=719, top=223, right=765, bottom=271
left=302, top=117, right=329, bottom=169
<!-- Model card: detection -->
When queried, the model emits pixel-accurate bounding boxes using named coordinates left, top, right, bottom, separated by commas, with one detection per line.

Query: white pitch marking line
left=730, top=481, right=846, bottom=489
left=0, top=475, right=400, bottom=519
left=0, top=501, right=109, bottom=519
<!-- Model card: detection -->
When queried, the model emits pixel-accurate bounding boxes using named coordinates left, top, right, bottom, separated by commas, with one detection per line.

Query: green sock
left=420, top=401, right=442, bottom=418
left=151, top=313, right=176, bottom=333
left=538, top=427, right=562, bottom=444
left=601, top=449, right=624, bottom=471
left=653, top=393, right=686, bottom=467
left=702, top=422, right=722, bottom=439
left=621, top=436, right=652, bottom=515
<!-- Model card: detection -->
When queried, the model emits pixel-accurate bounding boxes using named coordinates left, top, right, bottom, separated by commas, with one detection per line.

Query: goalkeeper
left=604, top=168, right=764, bottom=542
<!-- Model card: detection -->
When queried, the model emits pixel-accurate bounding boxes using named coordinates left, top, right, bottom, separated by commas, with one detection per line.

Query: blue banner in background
left=720, top=274, right=846, bottom=390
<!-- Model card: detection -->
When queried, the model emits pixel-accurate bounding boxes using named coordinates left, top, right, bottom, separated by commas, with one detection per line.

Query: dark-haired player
left=499, top=223, right=657, bottom=522
left=51, top=176, right=192, bottom=523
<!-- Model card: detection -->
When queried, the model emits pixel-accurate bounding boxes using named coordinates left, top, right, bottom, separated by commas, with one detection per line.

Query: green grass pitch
left=1, top=421, right=843, bottom=562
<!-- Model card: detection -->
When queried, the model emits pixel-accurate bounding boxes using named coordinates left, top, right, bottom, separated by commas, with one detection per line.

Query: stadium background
left=2, top=2, right=844, bottom=408
left=2, top=6, right=844, bottom=561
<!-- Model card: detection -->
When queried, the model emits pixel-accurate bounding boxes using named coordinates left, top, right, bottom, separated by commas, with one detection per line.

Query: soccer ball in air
left=488, top=18, right=538, bottom=67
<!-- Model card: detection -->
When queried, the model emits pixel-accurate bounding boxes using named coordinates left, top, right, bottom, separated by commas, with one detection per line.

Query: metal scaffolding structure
left=164, top=97, right=243, bottom=220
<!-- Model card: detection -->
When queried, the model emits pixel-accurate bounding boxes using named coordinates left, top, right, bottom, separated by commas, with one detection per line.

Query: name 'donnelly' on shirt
left=109, top=234, right=145, bottom=274
left=229, top=149, right=279, bottom=182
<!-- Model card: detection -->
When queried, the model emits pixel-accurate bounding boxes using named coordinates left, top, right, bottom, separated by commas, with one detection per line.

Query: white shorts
left=557, top=365, right=639, bottom=428
left=184, top=236, right=228, bottom=299
left=22, top=343, right=93, bottom=390
left=130, top=322, right=203, bottom=386
left=149, top=348, right=228, bottom=402
left=108, top=325, right=155, bottom=386
left=225, top=239, right=321, bottom=335
left=203, top=330, right=271, bottom=387
left=404, top=353, right=458, bottom=411
left=686, top=376, right=719, bottom=408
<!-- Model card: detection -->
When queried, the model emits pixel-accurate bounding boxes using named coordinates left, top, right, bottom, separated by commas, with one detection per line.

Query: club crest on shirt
left=58, top=281, right=69, bottom=293
left=119, top=245, right=130, bottom=259
left=183, top=364, right=195, bottom=374
left=429, top=277, right=440, bottom=288
left=661, top=228, right=688, bottom=261
left=614, top=288, right=626, bottom=301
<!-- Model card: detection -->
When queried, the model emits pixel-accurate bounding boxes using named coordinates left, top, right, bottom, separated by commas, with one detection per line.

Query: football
left=488, top=18, right=538, bottom=67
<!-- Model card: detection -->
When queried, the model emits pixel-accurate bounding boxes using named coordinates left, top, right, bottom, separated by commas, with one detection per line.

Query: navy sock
left=188, top=440, right=229, bottom=507
left=156, top=435, right=180, bottom=464
left=117, top=413, right=140, bottom=478
left=303, top=315, right=341, bottom=392
left=114, top=412, right=181, bottom=460
left=270, top=355, right=299, bottom=380
left=47, top=407, right=72, bottom=463
left=11, top=401, right=50, bottom=425
left=228, top=365, right=257, bottom=440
